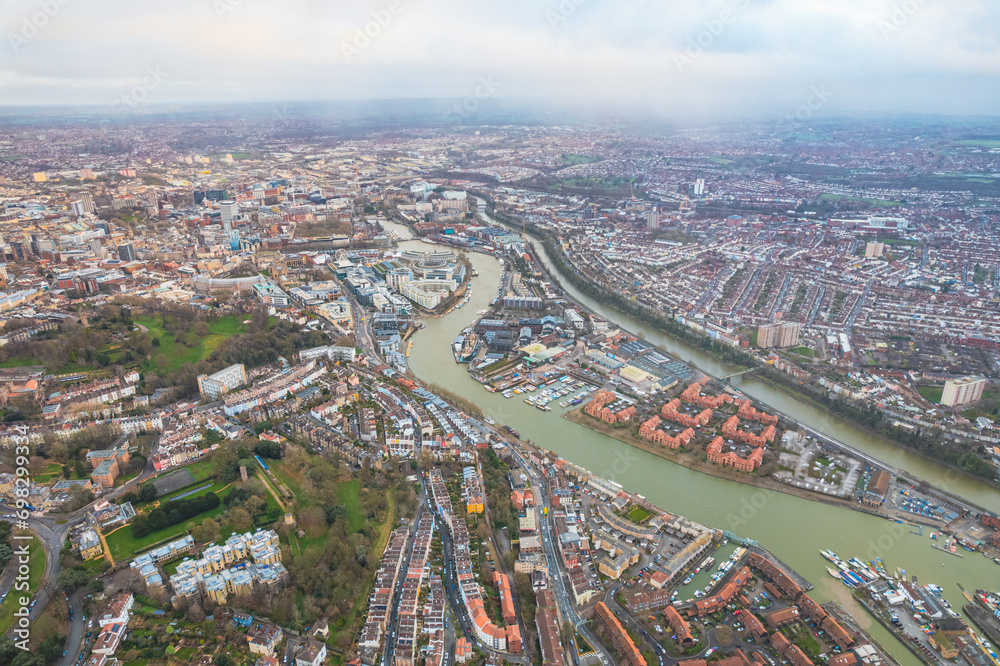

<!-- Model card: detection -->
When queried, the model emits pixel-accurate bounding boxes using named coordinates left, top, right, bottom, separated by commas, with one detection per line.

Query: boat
left=820, top=550, right=838, bottom=563
left=840, top=572, right=858, bottom=588
left=844, top=570, right=867, bottom=587
left=483, top=416, right=495, bottom=425
left=828, top=567, right=844, bottom=579
left=452, top=334, right=465, bottom=363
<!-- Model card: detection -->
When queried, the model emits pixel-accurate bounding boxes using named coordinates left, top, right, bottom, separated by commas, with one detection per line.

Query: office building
left=79, top=191, right=95, bottom=213
left=117, top=243, right=136, bottom=262
left=197, top=363, right=248, bottom=400
left=694, top=178, right=705, bottom=196
left=941, top=376, right=986, bottom=407
left=220, top=200, right=238, bottom=230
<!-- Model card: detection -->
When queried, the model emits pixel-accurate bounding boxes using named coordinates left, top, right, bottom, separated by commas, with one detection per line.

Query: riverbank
left=749, top=370, right=1000, bottom=497
left=561, top=406, right=913, bottom=523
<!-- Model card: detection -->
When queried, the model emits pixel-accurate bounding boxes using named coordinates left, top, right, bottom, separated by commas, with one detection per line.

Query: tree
left=186, top=602, right=205, bottom=623
left=324, top=504, right=347, bottom=524
left=138, top=481, right=157, bottom=502
left=192, top=517, right=220, bottom=544
left=57, top=568, right=89, bottom=592
left=243, top=494, right=266, bottom=518
left=226, top=507, right=253, bottom=532
left=89, top=578, right=105, bottom=593
left=39, top=634, right=66, bottom=664
left=63, top=487, right=94, bottom=512
left=151, top=337, right=160, bottom=347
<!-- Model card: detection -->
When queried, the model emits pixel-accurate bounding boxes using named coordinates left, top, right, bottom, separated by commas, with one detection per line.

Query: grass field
left=788, top=346, right=815, bottom=358
left=0, top=540, right=46, bottom=634
left=337, top=479, right=365, bottom=534
left=794, top=627, right=822, bottom=657
left=329, top=488, right=397, bottom=649
left=269, top=461, right=306, bottom=504
left=561, top=154, right=599, bottom=166
left=105, top=485, right=234, bottom=560
left=819, top=193, right=903, bottom=207
left=184, top=459, right=217, bottom=483
left=138, top=314, right=249, bottom=373
left=35, top=462, right=63, bottom=483
left=0, top=313, right=253, bottom=375
left=627, top=506, right=649, bottom=523
left=953, top=139, right=1000, bottom=148
left=918, top=385, right=944, bottom=403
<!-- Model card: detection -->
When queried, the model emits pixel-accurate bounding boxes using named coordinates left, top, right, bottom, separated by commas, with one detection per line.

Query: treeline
left=757, top=366, right=997, bottom=480
left=131, top=492, right=221, bottom=538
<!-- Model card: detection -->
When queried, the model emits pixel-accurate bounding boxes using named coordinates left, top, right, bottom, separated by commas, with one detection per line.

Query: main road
left=501, top=441, right=615, bottom=666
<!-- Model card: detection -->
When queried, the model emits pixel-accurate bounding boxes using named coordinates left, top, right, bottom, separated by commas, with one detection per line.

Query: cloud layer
left=1, top=0, right=998, bottom=120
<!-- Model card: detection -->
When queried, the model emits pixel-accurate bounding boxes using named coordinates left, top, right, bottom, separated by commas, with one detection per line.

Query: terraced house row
left=426, top=467, right=523, bottom=655
left=357, top=527, right=409, bottom=665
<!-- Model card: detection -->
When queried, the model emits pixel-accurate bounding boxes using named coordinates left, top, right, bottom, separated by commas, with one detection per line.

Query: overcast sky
left=1, top=0, right=998, bottom=121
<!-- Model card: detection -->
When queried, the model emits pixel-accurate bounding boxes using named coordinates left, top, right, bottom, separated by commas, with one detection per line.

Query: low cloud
left=0, top=0, right=998, bottom=119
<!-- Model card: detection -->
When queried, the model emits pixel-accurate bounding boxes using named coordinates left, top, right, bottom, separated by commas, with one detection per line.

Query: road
left=0, top=513, right=86, bottom=666
left=845, top=278, right=872, bottom=332
left=434, top=508, right=529, bottom=664
left=603, top=588, right=677, bottom=666
left=501, top=441, right=615, bottom=666
left=382, top=489, right=426, bottom=666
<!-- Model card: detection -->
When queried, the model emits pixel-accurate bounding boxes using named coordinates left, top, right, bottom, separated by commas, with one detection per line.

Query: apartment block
left=941, top=376, right=986, bottom=407
left=757, top=322, right=801, bottom=349
left=197, top=363, right=248, bottom=400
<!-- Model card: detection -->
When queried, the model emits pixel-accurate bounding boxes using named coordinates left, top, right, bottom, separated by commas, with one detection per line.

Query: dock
left=930, top=543, right=963, bottom=558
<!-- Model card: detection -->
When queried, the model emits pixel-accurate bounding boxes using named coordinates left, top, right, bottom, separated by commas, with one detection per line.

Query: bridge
left=718, top=367, right=759, bottom=385
left=723, top=530, right=760, bottom=547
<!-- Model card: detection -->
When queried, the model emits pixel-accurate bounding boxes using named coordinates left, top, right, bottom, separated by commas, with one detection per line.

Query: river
left=383, top=217, right=1000, bottom=666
